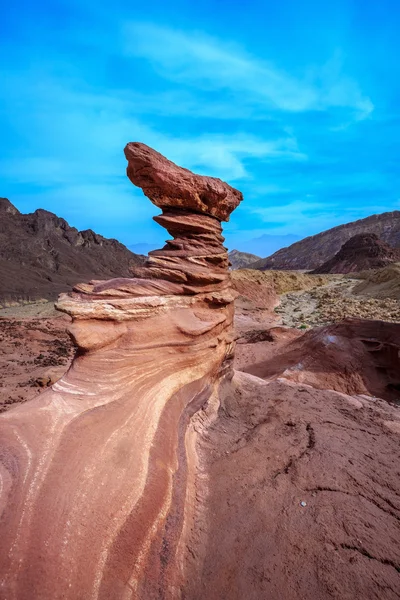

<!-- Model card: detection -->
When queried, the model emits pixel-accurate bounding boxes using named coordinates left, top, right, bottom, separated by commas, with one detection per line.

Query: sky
left=1, top=0, right=400, bottom=252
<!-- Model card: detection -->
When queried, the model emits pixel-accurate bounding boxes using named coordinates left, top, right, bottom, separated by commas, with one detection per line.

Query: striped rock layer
left=0, top=144, right=242, bottom=599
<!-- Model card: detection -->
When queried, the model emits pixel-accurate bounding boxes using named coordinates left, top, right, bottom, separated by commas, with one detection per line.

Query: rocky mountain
left=228, top=249, right=261, bottom=269
left=0, top=198, right=144, bottom=302
left=312, top=233, right=400, bottom=274
left=252, top=211, right=400, bottom=271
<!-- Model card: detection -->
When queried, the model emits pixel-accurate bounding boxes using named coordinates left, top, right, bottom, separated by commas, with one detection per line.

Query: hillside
left=228, top=249, right=261, bottom=269
left=353, top=262, right=400, bottom=299
left=0, top=198, right=144, bottom=302
left=252, top=211, right=400, bottom=271
left=312, top=233, right=400, bottom=274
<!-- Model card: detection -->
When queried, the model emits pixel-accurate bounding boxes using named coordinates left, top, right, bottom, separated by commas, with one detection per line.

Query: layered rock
left=0, top=143, right=242, bottom=599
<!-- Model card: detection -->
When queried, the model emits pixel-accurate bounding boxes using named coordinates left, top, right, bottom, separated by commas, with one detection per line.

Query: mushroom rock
left=124, top=142, right=242, bottom=220
left=0, top=144, right=242, bottom=599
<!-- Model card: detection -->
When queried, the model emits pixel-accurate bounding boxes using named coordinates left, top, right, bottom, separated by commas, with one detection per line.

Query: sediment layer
left=0, top=143, right=241, bottom=599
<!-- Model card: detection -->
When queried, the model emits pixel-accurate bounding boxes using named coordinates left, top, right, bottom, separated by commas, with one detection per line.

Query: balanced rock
left=124, top=142, right=242, bottom=221
left=0, top=144, right=241, bottom=599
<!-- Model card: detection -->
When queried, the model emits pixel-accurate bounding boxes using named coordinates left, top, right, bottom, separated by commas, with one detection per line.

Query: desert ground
left=2, top=269, right=399, bottom=412
left=0, top=302, right=73, bottom=412
left=1, top=145, right=399, bottom=599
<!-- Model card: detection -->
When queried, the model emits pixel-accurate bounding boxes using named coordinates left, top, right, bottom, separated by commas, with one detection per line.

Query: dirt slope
left=354, top=263, right=400, bottom=299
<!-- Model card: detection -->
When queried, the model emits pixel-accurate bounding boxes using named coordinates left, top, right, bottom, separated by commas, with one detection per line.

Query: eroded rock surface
left=1, top=145, right=400, bottom=600
left=186, top=374, right=400, bottom=600
left=236, top=318, right=400, bottom=404
left=0, top=144, right=241, bottom=599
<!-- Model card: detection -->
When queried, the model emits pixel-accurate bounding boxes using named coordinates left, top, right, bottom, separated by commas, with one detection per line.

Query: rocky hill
left=228, top=249, right=261, bottom=269
left=0, top=198, right=144, bottom=302
left=312, top=233, right=400, bottom=274
left=252, top=211, right=400, bottom=271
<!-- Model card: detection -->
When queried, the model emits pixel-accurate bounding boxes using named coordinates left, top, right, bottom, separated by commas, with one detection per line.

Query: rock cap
left=124, top=142, right=242, bottom=221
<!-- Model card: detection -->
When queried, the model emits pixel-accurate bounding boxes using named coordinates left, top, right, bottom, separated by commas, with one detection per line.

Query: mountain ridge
left=251, top=210, right=400, bottom=271
left=228, top=249, right=261, bottom=269
left=312, top=233, right=400, bottom=274
left=0, top=198, right=144, bottom=302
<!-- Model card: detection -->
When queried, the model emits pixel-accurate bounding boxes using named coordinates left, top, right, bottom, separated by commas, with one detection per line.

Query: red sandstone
left=0, top=145, right=399, bottom=600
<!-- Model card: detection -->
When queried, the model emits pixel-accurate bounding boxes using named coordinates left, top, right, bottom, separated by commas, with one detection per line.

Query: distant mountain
left=0, top=198, right=145, bottom=302
left=237, top=233, right=301, bottom=257
left=128, top=242, right=159, bottom=255
left=312, top=233, right=400, bottom=274
left=228, top=249, right=261, bottom=270
left=252, top=211, right=400, bottom=271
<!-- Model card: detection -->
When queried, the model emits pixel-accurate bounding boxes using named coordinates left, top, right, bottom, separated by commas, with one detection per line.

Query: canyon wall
left=0, top=143, right=242, bottom=599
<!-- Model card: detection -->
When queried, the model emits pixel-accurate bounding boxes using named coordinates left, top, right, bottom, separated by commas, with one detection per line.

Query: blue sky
left=1, top=0, right=400, bottom=252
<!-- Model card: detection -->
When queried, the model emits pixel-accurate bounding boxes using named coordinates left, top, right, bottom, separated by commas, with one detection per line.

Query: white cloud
left=124, top=23, right=373, bottom=119
left=0, top=70, right=306, bottom=186
left=0, top=66, right=308, bottom=250
left=253, top=199, right=330, bottom=226
left=249, top=196, right=395, bottom=238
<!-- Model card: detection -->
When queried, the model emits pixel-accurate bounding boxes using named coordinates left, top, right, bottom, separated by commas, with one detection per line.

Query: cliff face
left=252, top=211, right=400, bottom=271
left=0, top=197, right=144, bottom=302
left=0, top=143, right=242, bottom=599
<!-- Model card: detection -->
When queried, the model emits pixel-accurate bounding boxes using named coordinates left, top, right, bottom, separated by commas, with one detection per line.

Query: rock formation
left=236, top=318, right=400, bottom=403
left=182, top=374, right=400, bottom=600
left=1, top=146, right=400, bottom=600
left=0, top=143, right=242, bottom=599
left=312, top=233, right=400, bottom=274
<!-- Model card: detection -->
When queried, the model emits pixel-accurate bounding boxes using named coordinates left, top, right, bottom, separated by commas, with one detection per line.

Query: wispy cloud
left=124, top=23, right=373, bottom=119
left=0, top=65, right=307, bottom=247
left=248, top=195, right=397, bottom=239
left=2, top=6, right=395, bottom=252
left=0, top=70, right=306, bottom=186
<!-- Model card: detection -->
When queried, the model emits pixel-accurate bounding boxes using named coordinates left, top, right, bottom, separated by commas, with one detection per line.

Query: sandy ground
left=0, top=303, right=74, bottom=412
left=276, top=277, right=400, bottom=328
left=0, top=301, right=60, bottom=319
left=1, top=274, right=399, bottom=412
left=0, top=282, right=399, bottom=598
